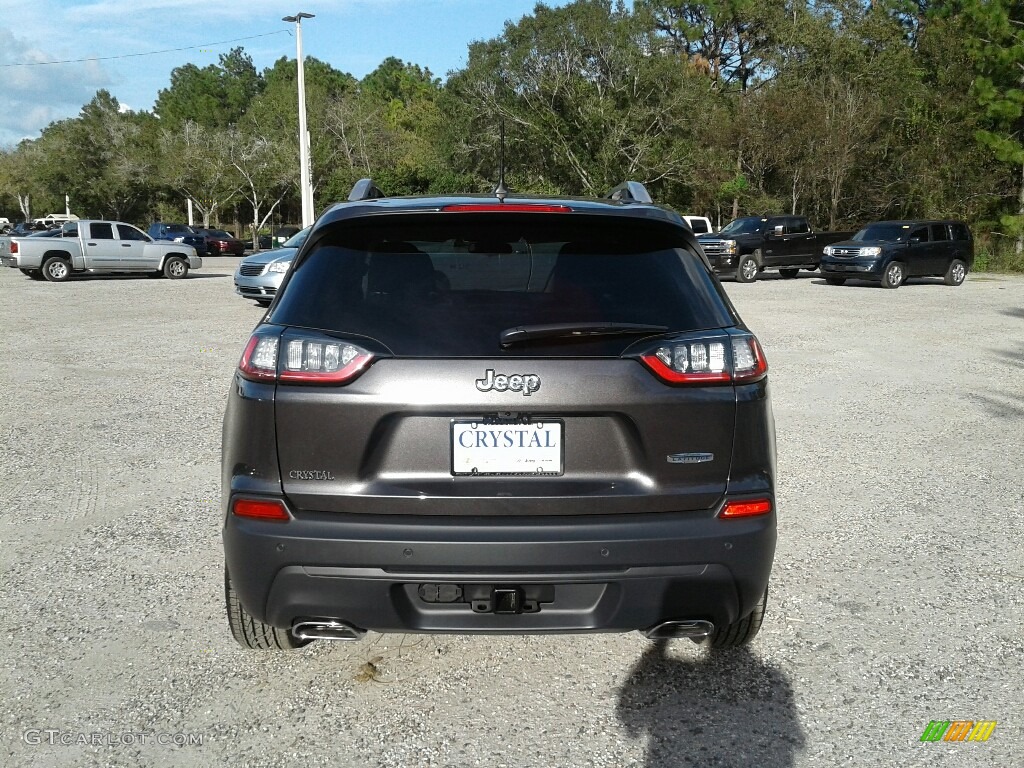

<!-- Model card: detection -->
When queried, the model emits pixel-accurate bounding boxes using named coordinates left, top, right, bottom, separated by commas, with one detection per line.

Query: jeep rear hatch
left=259, top=213, right=749, bottom=515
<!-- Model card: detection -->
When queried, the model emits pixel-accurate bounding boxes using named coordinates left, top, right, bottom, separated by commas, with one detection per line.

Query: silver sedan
left=233, top=227, right=309, bottom=306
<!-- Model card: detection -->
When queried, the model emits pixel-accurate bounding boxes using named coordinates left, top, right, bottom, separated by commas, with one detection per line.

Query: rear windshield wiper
left=500, top=322, right=669, bottom=347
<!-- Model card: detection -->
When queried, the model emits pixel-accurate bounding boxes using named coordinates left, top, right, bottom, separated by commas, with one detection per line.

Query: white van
left=682, top=215, right=713, bottom=235
left=33, top=213, right=80, bottom=228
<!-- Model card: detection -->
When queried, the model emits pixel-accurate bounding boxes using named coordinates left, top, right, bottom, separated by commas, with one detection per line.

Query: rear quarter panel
left=10, top=238, right=80, bottom=269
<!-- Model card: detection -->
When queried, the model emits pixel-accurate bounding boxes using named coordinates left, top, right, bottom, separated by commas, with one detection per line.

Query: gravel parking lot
left=1, top=260, right=1021, bottom=767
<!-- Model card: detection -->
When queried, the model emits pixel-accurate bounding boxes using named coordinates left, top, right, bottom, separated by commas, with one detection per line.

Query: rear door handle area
left=121, top=243, right=131, bottom=247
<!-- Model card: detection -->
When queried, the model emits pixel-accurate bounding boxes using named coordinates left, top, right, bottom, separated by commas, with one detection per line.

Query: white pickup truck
left=0, top=219, right=202, bottom=282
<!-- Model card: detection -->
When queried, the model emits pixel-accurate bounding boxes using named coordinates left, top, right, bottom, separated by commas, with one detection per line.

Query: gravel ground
left=0, top=261, right=1021, bottom=767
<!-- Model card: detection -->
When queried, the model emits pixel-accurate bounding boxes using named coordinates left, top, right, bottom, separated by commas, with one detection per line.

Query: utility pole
left=283, top=12, right=316, bottom=227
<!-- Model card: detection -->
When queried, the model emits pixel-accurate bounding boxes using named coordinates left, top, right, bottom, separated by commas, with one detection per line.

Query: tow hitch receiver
left=493, top=588, right=524, bottom=614
left=418, top=584, right=552, bottom=614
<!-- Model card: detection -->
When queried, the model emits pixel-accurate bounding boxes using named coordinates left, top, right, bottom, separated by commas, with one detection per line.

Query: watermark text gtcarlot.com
left=23, top=730, right=204, bottom=747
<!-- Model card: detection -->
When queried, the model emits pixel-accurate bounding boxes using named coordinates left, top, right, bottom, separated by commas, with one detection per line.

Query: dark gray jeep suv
left=222, top=180, right=777, bottom=650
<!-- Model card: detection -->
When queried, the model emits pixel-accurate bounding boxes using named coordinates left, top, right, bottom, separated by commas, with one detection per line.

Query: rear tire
left=881, top=261, right=905, bottom=289
left=225, top=568, right=307, bottom=650
left=824, top=276, right=846, bottom=286
left=779, top=268, right=799, bottom=279
left=737, top=253, right=759, bottom=283
left=706, top=586, right=768, bottom=649
left=41, top=256, right=71, bottom=282
left=163, top=256, right=188, bottom=279
left=944, top=258, right=967, bottom=286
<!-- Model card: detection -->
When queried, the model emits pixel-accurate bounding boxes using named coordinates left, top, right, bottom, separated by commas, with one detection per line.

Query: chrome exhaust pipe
left=644, top=620, right=715, bottom=640
left=291, top=619, right=366, bottom=642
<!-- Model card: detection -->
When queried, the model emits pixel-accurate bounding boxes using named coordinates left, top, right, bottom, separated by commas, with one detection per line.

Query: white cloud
left=0, top=29, right=113, bottom=147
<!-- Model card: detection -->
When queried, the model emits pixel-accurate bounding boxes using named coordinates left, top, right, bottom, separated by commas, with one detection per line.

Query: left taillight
left=232, top=498, right=290, bottom=522
left=238, top=332, right=375, bottom=385
left=639, top=332, right=767, bottom=386
left=10, top=241, right=18, bottom=254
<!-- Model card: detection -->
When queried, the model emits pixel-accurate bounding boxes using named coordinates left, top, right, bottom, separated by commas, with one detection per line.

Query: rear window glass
left=90, top=223, right=114, bottom=239
left=271, top=214, right=734, bottom=357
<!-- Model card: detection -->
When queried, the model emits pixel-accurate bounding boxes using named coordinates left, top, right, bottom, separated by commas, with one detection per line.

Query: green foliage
left=155, top=48, right=263, bottom=128
left=6, top=2, right=1024, bottom=270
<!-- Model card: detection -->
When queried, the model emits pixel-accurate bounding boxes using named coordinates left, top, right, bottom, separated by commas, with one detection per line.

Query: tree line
left=0, top=0, right=1021, bottom=268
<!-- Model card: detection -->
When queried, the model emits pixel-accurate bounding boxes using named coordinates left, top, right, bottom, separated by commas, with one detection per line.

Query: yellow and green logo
left=920, top=720, right=997, bottom=742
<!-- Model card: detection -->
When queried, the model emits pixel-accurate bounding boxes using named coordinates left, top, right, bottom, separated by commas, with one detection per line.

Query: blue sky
left=0, top=0, right=573, bottom=148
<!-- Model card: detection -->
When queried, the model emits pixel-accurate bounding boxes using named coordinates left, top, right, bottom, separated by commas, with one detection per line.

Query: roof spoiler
left=348, top=178, right=386, bottom=202
left=605, top=181, right=653, bottom=204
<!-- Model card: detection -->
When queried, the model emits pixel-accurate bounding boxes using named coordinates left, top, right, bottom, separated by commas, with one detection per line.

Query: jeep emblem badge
left=475, top=369, right=541, bottom=396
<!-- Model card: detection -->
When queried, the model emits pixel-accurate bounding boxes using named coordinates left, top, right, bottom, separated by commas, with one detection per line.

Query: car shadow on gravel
left=616, top=640, right=804, bottom=768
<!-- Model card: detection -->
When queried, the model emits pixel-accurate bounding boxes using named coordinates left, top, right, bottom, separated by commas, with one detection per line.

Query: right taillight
left=238, top=332, right=375, bottom=385
left=10, top=241, right=18, bottom=254
left=720, top=498, right=773, bottom=518
left=639, top=333, right=767, bottom=385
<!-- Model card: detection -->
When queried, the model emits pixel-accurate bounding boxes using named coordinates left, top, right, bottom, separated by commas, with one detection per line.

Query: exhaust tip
left=644, top=619, right=715, bottom=640
left=291, top=619, right=366, bottom=642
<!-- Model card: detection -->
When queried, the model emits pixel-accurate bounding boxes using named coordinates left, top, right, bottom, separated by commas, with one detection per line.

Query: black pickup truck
left=698, top=215, right=854, bottom=283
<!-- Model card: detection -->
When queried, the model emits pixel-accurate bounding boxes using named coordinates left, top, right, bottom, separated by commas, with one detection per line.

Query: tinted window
left=271, top=214, right=734, bottom=357
left=720, top=217, right=766, bottom=236
left=688, top=219, right=709, bottom=234
left=909, top=227, right=929, bottom=242
left=90, top=223, right=114, bottom=239
left=852, top=224, right=910, bottom=242
left=282, top=227, right=311, bottom=248
left=789, top=218, right=809, bottom=234
left=950, top=223, right=970, bottom=241
left=930, top=224, right=950, bottom=241
left=163, top=224, right=193, bottom=234
left=117, top=224, right=148, bottom=241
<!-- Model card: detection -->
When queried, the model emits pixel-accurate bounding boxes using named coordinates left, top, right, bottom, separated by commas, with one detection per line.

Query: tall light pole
left=283, top=12, right=315, bottom=227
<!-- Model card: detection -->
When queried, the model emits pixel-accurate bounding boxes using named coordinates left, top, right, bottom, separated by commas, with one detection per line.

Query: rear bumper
left=223, top=504, right=776, bottom=634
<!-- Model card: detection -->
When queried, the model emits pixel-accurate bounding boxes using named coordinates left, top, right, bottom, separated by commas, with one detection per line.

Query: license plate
left=451, top=421, right=563, bottom=476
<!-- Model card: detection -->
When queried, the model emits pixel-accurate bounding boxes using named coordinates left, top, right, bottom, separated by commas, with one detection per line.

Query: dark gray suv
left=222, top=180, right=777, bottom=650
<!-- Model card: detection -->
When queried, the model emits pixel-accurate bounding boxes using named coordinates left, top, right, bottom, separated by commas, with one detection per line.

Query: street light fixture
left=283, top=12, right=315, bottom=227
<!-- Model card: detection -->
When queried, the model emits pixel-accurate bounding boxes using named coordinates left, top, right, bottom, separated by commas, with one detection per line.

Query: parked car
left=0, top=218, right=11, bottom=234
left=233, top=226, right=310, bottom=306
left=195, top=228, right=246, bottom=256
left=0, top=220, right=201, bottom=281
left=8, top=221, right=44, bottom=236
left=698, top=215, right=854, bottom=282
left=147, top=222, right=209, bottom=256
left=222, top=178, right=776, bottom=651
left=820, top=220, right=974, bottom=289
left=8, top=222, right=47, bottom=237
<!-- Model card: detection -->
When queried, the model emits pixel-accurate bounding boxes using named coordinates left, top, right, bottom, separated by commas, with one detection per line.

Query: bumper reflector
left=720, top=498, right=773, bottom=518
left=232, top=498, right=290, bottom=522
